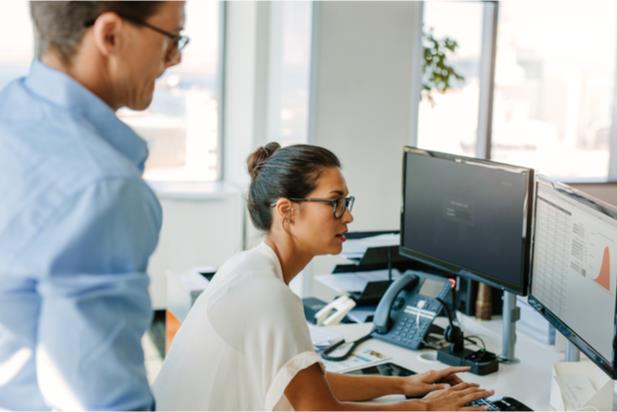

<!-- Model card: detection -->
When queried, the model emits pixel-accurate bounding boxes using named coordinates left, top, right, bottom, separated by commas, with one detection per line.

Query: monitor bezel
left=399, top=146, right=534, bottom=296
left=528, top=176, right=617, bottom=378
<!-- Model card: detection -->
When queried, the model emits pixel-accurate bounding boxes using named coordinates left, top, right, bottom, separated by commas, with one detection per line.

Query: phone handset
left=373, top=272, right=419, bottom=334
left=321, top=272, right=419, bottom=362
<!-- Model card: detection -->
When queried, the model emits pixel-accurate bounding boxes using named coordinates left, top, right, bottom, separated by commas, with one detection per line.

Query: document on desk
left=342, top=233, right=400, bottom=260
left=322, top=348, right=391, bottom=373
left=556, top=373, right=597, bottom=410
left=316, top=270, right=402, bottom=293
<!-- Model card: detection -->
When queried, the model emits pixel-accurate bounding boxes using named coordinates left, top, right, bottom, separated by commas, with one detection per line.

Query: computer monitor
left=528, top=177, right=617, bottom=378
left=399, top=146, right=534, bottom=295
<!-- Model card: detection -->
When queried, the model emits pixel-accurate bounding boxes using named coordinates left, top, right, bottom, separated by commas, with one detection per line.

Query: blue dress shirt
left=0, top=60, right=162, bottom=410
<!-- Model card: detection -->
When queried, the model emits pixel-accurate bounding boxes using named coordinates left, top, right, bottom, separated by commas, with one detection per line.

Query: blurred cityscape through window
left=418, top=1, right=483, bottom=157
left=492, top=0, right=616, bottom=180
left=0, top=1, right=32, bottom=90
left=118, top=0, right=221, bottom=182
left=0, top=0, right=222, bottom=182
left=418, top=1, right=617, bottom=180
left=277, top=1, right=312, bottom=147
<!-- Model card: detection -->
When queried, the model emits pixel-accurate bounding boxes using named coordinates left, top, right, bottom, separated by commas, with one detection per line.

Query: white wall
left=224, top=1, right=278, bottom=186
left=147, top=183, right=244, bottom=309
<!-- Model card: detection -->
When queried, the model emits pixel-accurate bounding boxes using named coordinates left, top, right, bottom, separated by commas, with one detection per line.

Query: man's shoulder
left=0, top=84, right=142, bottom=195
left=0, top=81, right=155, bottom=245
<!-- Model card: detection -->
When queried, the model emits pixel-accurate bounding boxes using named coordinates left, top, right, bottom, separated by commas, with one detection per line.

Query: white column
left=476, top=2, right=499, bottom=159
left=223, top=1, right=278, bottom=187
left=308, top=1, right=423, bottom=231
left=408, top=2, right=424, bottom=147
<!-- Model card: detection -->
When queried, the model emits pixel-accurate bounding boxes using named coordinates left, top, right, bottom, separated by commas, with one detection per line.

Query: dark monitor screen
left=528, top=177, right=617, bottom=378
left=400, top=147, right=533, bottom=295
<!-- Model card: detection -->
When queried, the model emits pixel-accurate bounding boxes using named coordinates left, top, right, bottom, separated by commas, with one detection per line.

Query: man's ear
left=91, top=12, right=124, bottom=57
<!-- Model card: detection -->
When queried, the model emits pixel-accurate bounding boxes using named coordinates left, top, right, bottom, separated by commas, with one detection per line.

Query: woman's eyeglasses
left=286, top=196, right=355, bottom=219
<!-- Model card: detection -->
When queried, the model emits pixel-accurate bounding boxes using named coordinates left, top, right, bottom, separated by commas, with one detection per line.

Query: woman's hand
left=402, top=366, right=470, bottom=398
left=422, top=382, right=494, bottom=411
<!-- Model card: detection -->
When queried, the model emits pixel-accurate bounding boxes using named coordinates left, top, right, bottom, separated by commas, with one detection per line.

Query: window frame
left=217, top=0, right=228, bottom=182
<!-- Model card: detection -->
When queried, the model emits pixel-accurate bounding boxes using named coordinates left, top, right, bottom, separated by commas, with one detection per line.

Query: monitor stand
left=501, top=291, right=520, bottom=362
left=565, top=340, right=581, bottom=361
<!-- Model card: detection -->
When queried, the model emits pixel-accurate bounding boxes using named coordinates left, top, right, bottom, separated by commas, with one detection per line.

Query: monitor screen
left=400, top=147, right=533, bottom=295
left=529, top=177, right=617, bottom=378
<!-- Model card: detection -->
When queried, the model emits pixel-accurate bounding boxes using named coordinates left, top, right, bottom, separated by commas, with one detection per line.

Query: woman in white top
left=153, top=143, right=492, bottom=411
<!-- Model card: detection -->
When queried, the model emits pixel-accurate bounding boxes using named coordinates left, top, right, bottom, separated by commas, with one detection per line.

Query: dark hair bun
left=247, top=142, right=281, bottom=180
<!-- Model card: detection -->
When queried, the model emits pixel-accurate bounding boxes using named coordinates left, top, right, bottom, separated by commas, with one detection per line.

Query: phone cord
left=320, top=331, right=373, bottom=362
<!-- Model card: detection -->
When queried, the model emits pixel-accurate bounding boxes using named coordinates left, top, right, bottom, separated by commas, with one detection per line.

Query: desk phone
left=372, top=271, right=451, bottom=350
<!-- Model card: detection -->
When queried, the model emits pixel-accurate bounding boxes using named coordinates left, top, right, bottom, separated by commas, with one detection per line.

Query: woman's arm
left=325, top=366, right=471, bottom=402
left=284, top=364, right=491, bottom=411
left=325, top=372, right=407, bottom=402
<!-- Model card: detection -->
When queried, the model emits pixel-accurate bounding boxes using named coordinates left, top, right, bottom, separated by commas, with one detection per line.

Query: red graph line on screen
left=593, top=246, right=611, bottom=291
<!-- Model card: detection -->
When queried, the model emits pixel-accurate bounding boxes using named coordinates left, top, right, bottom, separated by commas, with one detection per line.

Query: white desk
left=320, top=315, right=564, bottom=411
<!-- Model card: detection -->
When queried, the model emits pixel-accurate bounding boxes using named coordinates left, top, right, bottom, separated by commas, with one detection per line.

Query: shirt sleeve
left=209, top=276, right=323, bottom=411
left=23, top=177, right=161, bottom=410
left=265, top=350, right=324, bottom=411
left=258, top=285, right=323, bottom=410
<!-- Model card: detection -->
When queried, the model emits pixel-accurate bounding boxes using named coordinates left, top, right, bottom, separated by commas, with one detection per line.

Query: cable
left=496, top=355, right=516, bottom=364
left=320, top=332, right=373, bottom=361
left=464, top=335, right=487, bottom=350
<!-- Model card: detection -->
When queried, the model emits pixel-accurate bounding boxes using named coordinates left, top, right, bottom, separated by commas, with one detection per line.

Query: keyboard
left=469, top=396, right=532, bottom=411
left=348, top=362, right=532, bottom=411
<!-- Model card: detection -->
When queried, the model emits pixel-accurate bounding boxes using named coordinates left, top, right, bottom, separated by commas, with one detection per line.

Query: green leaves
left=422, top=28, right=465, bottom=105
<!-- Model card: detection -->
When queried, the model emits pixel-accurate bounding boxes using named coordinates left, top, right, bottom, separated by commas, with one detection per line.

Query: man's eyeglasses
left=84, top=14, right=190, bottom=57
left=282, top=196, right=355, bottom=219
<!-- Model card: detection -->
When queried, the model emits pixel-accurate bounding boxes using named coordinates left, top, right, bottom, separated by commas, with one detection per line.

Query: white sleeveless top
left=153, top=242, right=322, bottom=410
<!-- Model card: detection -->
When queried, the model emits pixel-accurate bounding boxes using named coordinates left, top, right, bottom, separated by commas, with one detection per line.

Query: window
left=417, top=1, right=483, bottom=156
left=491, top=1, right=617, bottom=180
left=119, top=0, right=222, bottom=182
left=418, top=1, right=617, bottom=181
left=0, top=1, right=222, bottom=183
left=270, top=1, right=312, bottom=147
left=0, top=1, right=33, bottom=89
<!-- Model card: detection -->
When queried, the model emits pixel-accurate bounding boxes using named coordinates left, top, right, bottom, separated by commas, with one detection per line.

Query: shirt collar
left=25, top=60, right=148, bottom=172
left=258, top=241, right=286, bottom=284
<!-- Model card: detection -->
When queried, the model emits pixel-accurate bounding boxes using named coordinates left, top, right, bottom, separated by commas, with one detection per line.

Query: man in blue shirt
left=0, top=2, right=187, bottom=409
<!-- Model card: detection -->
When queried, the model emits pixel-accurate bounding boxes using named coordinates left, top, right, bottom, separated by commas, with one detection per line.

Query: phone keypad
left=372, top=271, right=451, bottom=351
left=386, top=314, right=429, bottom=349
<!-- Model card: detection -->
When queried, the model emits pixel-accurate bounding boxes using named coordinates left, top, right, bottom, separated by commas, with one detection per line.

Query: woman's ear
left=273, top=198, right=295, bottom=228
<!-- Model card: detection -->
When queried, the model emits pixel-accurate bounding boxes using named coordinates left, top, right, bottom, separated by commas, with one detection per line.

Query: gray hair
left=30, top=1, right=162, bottom=65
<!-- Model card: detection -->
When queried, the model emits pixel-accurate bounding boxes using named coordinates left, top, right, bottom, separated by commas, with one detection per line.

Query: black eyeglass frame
left=271, top=196, right=355, bottom=219
left=84, top=14, right=190, bottom=54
